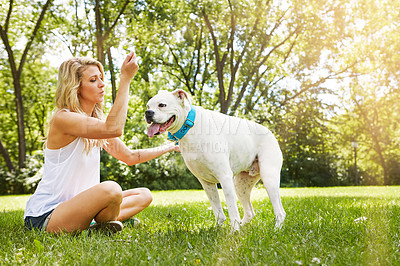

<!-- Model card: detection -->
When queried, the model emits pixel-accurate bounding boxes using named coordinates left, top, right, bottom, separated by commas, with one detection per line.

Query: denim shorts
left=24, top=209, right=54, bottom=231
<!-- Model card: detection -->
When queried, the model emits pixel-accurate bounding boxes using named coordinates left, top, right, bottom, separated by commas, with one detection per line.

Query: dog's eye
left=158, top=103, right=167, bottom=108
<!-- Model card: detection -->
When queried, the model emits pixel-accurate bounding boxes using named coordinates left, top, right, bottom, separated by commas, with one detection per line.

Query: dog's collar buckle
left=184, top=118, right=194, bottom=128
left=168, top=105, right=196, bottom=143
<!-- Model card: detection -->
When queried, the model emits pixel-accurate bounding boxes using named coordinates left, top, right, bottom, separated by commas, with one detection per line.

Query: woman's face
left=78, top=65, right=105, bottom=106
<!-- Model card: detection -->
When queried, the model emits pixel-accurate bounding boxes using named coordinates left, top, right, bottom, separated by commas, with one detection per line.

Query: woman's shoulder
left=52, top=109, right=81, bottom=121
left=49, top=109, right=81, bottom=135
left=47, top=110, right=79, bottom=149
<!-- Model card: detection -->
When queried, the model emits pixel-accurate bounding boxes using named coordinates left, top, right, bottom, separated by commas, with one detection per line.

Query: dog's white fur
left=146, top=89, right=286, bottom=230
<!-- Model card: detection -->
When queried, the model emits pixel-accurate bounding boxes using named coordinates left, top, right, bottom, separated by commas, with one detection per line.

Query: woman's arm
left=104, top=138, right=179, bottom=166
left=52, top=52, right=139, bottom=140
left=102, top=51, right=138, bottom=136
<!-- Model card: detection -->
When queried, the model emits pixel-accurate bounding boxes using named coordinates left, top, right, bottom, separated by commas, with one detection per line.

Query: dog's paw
left=274, top=214, right=286, bottom=229
left=216, top=216, right=226, bottom=226
left=230, top=220, right=241, bottom=232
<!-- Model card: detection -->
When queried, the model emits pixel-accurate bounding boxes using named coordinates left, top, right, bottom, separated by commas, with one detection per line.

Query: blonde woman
left=24, top=51, right=178, bottom=234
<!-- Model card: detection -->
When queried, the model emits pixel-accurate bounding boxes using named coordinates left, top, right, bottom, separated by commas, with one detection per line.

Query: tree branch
left=227, top=17, right=261, bottom=115
left=168, top=46, right=193, bottom=94
left=225, top=0, right=236, bottom=111
left=280, top=61, right=359, bottom=107
left=352, top=87, right=388, bottom=184
left=245, top=75, right=285, bottom=114
left=227, top=1, right=274, bottom=114
left=259, top=26, right=299, bottom=71
left=192, top=25, right=204, bottom=94
left=222, top=0, right=235, bottom=68
left=0, top=24, right=17, bottom=80
left=4, top=0, right=14, bottom=32
left=162, top=69, right=191, bottom=91
left=104, top=0, right=130, bottom=39
left=232, top=17, right=259, bottom=78
left=0, top=138, right=14, bottom=172
left=283, top=33, right=298, bottom=64
left=228, top=24, right=298, bottom=114
left=202, top=8, right=226, bottom=111
left=18, top=0, right=53, bottom=74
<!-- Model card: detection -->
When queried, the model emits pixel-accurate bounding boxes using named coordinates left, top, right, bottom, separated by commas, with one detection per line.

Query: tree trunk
left=354, top=97, right=389, bottom=185
left=94, top=0, right=130, bottom=80
left=13, top=78, right=26, bottom=168
left=0, top=139, right=15, bottom=172
left=107, top=48, right=117, bottom=103
left=95, top=0, right=105, bottom=65
left=202, top=9, right=228, bottom=114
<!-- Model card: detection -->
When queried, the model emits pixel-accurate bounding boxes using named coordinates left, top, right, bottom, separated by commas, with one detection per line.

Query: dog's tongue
left=147, top=123, right=161, bottom=138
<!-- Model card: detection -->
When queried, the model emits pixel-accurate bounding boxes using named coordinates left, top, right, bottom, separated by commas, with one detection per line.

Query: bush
left=0, top=151, right=44, bottom=195
left=100, top=150, right=202, bottom=191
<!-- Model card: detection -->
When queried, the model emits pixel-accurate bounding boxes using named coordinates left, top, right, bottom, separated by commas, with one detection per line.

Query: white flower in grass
left=312, top=257, right=321, bottom=264
left=354, top=216, right=367, bottom=223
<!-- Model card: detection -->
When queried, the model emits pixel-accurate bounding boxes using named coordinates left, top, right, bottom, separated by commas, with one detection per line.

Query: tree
left=332, top=0, right=400, bottom=185
left=1, top=0, right=399, bottom=193
left=51, top=0, right=132, bottom=102
left=267, top=92, right=337, bottom=186
left=93, top=0, right=131, bottom=102
left=0, top=0, right=53, bottom=168
left=131, top=0, right=359, bottom=116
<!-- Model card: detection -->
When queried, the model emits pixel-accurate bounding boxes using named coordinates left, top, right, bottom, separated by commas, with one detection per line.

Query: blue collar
left=168, top=105, right=196, bottom=143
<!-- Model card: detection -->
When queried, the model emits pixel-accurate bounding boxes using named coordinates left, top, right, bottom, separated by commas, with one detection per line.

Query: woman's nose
left=99, top=79, right=105, bottom=87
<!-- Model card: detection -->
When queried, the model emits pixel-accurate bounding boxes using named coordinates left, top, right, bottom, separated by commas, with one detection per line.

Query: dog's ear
left=172, top=89, right=192, bottom=105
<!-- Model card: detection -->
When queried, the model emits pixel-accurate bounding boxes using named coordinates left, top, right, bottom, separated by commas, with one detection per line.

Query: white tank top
left=24, top=137, right=100, bottom=218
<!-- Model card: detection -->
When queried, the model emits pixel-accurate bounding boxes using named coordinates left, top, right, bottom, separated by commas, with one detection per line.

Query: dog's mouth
left=147, top=115, right=176, bottom=138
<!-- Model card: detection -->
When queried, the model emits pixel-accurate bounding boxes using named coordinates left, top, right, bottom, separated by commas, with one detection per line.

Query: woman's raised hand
left=121, top=51, right=139, bottom=81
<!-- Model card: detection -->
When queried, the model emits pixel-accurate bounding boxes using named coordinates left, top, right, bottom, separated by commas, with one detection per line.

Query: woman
left=24, top=51, right=177, bottom=233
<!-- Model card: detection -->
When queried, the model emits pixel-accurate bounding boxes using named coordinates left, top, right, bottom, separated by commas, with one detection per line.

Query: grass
left=1, top=186, right=400, bottom=265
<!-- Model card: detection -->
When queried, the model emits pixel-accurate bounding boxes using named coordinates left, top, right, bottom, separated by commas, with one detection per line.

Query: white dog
left=145, top=89, right=285, bottom=230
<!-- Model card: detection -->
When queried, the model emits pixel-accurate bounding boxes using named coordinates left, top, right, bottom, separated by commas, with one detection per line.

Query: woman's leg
left=117, top=188, right=153, bottom=222
left=46, top=181, right=123, bottom=233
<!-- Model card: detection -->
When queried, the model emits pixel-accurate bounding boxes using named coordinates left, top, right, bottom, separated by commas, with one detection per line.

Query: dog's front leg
left=198, top=179, right=226, bottom=225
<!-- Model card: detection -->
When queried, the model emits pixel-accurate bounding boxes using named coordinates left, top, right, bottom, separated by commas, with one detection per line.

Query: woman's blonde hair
left=50, top=57, right=107, bottom=151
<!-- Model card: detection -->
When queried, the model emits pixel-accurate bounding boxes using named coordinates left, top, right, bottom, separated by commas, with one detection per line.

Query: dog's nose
left=145, top=110, right=154, bottom=123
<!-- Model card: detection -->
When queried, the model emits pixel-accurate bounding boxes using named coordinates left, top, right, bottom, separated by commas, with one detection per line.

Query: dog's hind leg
left=258, top=140, right=286, bottom=228
left=198, top=179, right=226, bottom=226
left=234, top=171, right=260, bottom=225
left=218, top=170, right=242, bottom=231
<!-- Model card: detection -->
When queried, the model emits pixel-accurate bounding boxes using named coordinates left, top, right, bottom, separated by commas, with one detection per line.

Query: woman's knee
left=138, top=187, right=153, bottom=205
left=100, top=181, right=123, bottom=204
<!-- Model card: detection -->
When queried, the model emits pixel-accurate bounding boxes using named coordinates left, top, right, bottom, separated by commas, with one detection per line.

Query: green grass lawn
left=1, top=186, right=400, bottom=265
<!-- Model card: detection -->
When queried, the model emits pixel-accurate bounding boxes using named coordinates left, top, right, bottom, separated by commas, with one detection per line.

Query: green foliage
left=0, top=151, right=44, bottom=195
left=252, top=92, right=338, bottom=187
left=101, top=152, right=202, bottom=191
left=1, top=0, right=400, bottom=192
left=100, top=89, right=201, bottom=191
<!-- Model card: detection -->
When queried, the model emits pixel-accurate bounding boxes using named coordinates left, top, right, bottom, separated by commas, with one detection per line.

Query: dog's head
left=145, top=89, right=192, bottom=137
